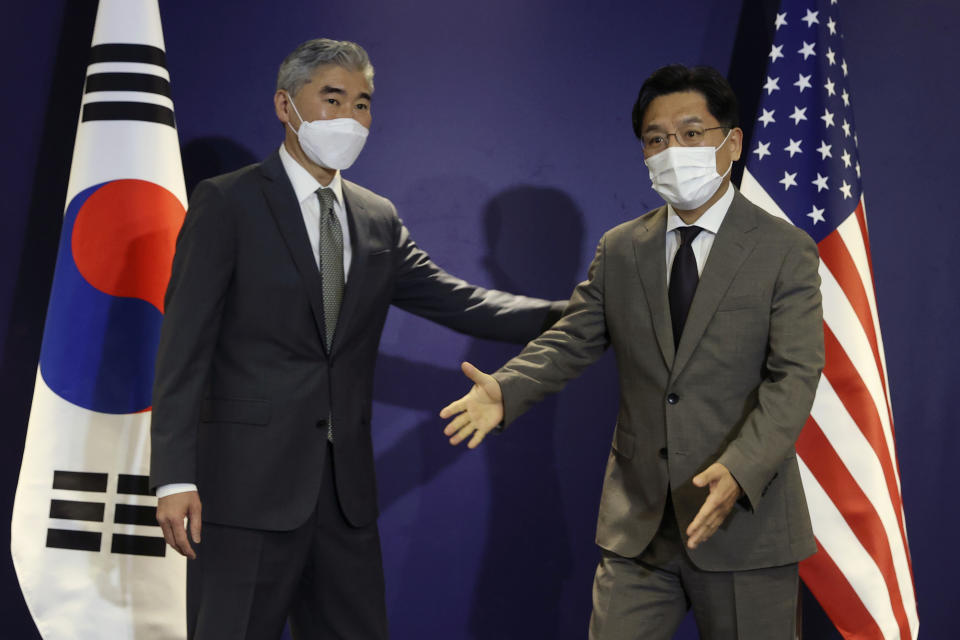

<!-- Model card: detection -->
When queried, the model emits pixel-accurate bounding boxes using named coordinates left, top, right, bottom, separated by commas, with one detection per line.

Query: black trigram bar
left=88, top=43, right=166, bottom=67
left=111, top=534, right=165, bottom=557
left=49, top=499, right=105, bottom=522
left=53, top=470, right=108, bottom=492
left=85, top=72, right=171, bottom=97
left=82, top=101, right=175, bottom=128
left=47, top=528, right=101, bottom=552
left=114, top=504, right=157, bottom=527
left=117, top=474, right=154, bottom=496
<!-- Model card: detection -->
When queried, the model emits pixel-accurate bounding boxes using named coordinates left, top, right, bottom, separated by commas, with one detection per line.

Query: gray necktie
left=316, top=187, right=344, bottom=349
left=317, top=187, right=344, bottom=442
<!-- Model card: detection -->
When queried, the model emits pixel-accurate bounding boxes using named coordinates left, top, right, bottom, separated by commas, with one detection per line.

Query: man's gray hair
left=277, top=38, right=374, bottom=96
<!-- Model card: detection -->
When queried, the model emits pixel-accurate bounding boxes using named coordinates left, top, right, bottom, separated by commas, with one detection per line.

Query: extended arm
left=440, top=236, right=611, bottom=446
left=390, top=213, right=565, bottom=343
left=493, top=234, right=611, bottom=425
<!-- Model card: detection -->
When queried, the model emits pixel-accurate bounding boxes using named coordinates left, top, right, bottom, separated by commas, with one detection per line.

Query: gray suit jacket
left=493, top=189, right=823, bottom=571
left=151, top=151, right=563, bottom=531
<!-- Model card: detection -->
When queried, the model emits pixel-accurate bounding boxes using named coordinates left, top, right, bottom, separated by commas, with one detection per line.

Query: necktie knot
left=316, top=187, right=336, bottom=214
left=677, top=225, right=703, bottom=246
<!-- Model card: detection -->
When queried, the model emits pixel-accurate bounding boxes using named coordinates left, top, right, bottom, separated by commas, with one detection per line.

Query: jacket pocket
left=200, top=397, right=272, bottom=426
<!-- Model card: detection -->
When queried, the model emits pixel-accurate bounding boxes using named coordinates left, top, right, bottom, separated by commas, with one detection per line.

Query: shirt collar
left=665, top=182, right=734, bottom=235
left=278, top=143, right=344, bottom=207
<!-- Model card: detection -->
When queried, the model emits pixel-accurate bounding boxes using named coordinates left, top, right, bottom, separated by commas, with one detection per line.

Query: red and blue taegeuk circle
left=40, top=179, right=185, bottom=414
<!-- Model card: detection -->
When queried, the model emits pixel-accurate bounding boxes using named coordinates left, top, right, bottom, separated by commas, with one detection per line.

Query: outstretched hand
left=685, top=463, right=742, bottom=549
left=439, top=362, right=504, bottom=449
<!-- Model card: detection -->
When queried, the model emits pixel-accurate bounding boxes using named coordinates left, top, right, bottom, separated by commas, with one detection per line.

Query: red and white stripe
left=741, top=170, right=918, bottom=640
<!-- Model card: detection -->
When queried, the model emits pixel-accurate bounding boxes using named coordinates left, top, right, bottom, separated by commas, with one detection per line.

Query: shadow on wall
left=181, top=136, right=259, bottom=196
left=470, top=186, right=584, bottom=640
left=371, top=185, right=614, bottom=638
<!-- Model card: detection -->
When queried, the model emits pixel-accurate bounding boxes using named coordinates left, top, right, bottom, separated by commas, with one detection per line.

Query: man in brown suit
left=440, top=65, right=824, bottom=639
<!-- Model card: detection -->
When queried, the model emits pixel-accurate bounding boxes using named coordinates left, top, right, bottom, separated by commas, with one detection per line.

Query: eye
left=327, top=98, right=340, bottom=106
left=645, top=134, right=664, bottom=147
left=355, top=103, right=369, bottom=111
left=684, top=129, right=703, bottom=140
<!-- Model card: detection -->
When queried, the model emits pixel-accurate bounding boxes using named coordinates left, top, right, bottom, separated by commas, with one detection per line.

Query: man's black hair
left=631, top=65, right=739, bottom=138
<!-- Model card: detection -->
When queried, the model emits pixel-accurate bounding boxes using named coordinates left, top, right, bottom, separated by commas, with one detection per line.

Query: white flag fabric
left=11, top=1, right=187, bottom=637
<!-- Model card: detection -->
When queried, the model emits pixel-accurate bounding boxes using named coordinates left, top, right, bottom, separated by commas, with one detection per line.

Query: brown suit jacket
left=494, top=189, right=823, bottom=571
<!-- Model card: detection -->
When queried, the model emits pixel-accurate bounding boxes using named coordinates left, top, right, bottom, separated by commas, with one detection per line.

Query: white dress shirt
left=664, top=182, right=734, bottom=284
left=277, top=143, right=353, bottom=278
left=157, top=146, right=353, bottom=499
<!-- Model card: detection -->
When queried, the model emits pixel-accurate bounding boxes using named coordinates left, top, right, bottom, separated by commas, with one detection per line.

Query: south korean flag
left=11, top=1, right=187, bottom=637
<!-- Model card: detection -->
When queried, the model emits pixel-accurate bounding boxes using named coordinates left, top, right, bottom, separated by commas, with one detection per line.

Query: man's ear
left=729, top=127, right=744, bottom=162
left=274, top=90, right=292, bottom=125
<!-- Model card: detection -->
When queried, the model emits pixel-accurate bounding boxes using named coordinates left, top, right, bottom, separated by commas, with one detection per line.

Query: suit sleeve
left=492, top=235, right=611, bottom=426
left=389, top=212, right=565, bottom=343
left=150, top=180, right=235, bottom=490
left=717, top=231, right=824, bottom=510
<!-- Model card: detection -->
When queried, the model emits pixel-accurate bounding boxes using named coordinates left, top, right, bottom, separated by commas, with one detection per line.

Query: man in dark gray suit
left=150, top=38, right=563, bottom=639
left=442, top=65, right=824, bottom=639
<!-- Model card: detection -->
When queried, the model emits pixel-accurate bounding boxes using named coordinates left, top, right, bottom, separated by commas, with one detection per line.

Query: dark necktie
left=317, top=187, right=343, bottom=442
left=668, top=225, right=703, bottom=349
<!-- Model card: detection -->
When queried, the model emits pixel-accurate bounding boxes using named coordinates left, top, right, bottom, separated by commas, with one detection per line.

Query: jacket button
left=658, top=447, right=668, bottom=459
left=666, top=393, right=679, bottom=405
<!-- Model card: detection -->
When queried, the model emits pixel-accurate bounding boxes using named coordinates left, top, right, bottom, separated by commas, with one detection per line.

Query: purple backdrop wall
left=1, top=1, right=953, bottom=638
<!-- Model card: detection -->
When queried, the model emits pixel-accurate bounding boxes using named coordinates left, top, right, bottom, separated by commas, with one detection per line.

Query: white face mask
left=644, top=129, right=732, bottom=211
left=286, top=93, right=369, bottom=170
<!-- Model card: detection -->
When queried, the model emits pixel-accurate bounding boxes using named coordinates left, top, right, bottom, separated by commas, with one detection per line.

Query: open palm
left=439, top=362, right=504, bottom=448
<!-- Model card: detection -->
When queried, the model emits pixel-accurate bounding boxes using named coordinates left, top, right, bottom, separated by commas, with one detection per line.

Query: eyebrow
left=319, top=85, right=372, bottom=102
left=643, top=115, right=704, bottom=133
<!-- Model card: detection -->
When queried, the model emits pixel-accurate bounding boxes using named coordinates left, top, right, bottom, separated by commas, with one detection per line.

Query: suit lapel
left=672, top=192, right=759, bottom=376
left=632, top=207, right=674, bottom=367
left=331, top=180, right=371, bottom=356
left=258, top=152, right=329, bottom=348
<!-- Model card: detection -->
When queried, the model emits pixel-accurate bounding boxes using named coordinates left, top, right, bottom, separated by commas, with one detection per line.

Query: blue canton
left=745, top=0, right=863, bottom=243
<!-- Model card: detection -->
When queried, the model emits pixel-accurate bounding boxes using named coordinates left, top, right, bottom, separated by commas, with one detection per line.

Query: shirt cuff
left=156, top=483, right=198, bottom=498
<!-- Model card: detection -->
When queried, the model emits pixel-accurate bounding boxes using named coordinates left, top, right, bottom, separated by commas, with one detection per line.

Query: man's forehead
left=304, top=64, right=371, bottom=92
left=642, top=91, right=712, bottom=128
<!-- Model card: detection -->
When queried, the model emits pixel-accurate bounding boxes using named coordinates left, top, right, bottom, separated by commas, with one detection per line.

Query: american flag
left=739, top=1, right=918, bottom=638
